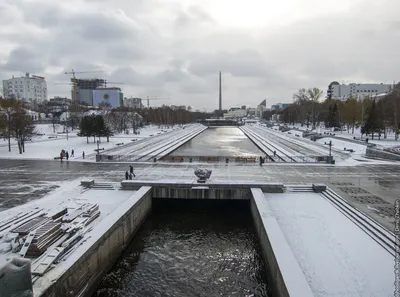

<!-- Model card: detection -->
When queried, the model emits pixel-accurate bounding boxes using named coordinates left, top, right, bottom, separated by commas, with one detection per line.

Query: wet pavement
left=0, top=158, right=399, bottom=230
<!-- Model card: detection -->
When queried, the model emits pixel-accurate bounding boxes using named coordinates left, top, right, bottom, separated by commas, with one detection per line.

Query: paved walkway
left=0, top=159, right=398, bottom=230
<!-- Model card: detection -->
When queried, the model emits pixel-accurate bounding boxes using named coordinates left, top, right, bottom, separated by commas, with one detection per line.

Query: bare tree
left=307, top=87, right=323, bottom=129
left=0, top=98, right=17, bottom=151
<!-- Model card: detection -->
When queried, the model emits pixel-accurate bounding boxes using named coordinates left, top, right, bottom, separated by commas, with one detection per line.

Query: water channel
left=169, top=127, right=264, bottom=157
left=93, top=199, right=270, bottom=297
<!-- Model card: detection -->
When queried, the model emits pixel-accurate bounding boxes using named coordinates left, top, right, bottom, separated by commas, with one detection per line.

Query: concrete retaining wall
left=121, top=181, right=285, bottom=198
left=250, top=188, right=314, bottom=297
left=366, top=147, right=400, bottom=161
left=152, top=186, right=251, bottom=199
left=36, top=186, right=152, bottom=297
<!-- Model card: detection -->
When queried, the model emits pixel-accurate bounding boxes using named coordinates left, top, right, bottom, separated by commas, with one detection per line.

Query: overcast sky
left=1, top=0, right=399, bottom=111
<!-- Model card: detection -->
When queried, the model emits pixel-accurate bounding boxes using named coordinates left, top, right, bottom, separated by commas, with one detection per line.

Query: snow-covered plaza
left=0, top=123, right=398, bottom=297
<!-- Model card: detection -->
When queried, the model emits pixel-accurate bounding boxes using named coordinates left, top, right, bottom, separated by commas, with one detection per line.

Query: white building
left=256, top=105, right=268, bottom=118
left=2, top=73, right=47, bottom=102
left=327, top=81, right=393, bottom=100
left=223, top=107, right=247, bottom=119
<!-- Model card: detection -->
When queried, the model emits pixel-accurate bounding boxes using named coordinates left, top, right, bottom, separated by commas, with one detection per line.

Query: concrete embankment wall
left=366, top=147, right=400, bottom=161
left=37, top=186, right=152, bottom=297
left=250, top=188, right=314, bottom=297
left=121, top=180, right=284, bottom=199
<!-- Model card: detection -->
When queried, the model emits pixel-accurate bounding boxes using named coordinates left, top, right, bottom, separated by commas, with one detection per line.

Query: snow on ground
left=315, top=137, right=366, bottom=155
left=265, top=192, right=393, bottom=297
left=0, top=124, right=178, bottom=161
left=0, top=179, right=135, bottom=268
left=33, top=186, right=144, bottom=296
left=315, top=126, right=400, bottom=148
left=273, top=122, right=400, bottom=149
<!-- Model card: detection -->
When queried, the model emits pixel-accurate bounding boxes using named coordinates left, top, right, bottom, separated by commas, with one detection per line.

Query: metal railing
left=95, top=154, right=333, bottom=163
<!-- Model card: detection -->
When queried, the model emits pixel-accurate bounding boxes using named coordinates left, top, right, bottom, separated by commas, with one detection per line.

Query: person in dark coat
left=125, top=171, right=129, bottom=180
left=130, top=165, right=136, bottom=177
left=82, top=151, right=85, bottom=159
left=71, top=149, right=74, bottom=157
left=66, top=151, right=69, bottom=160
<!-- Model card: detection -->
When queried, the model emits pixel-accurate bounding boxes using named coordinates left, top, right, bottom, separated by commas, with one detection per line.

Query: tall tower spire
left=219, top=71, right=222, bottom=111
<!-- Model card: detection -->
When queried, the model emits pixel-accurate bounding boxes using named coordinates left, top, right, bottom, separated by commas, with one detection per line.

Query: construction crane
left=64, top=69, right=105, bottom=103
left=104, top=80, right=124, bottom=88
left=146, top=96, right=170, bottom=108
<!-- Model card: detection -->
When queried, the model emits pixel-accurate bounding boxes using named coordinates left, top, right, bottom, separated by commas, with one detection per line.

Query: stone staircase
left=91, top=182, right=116, bottom=190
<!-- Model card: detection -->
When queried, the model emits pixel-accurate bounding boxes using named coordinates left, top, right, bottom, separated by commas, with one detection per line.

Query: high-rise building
left=327, top=81, right=393, bottom=100
left=2, top=73, right=47, bottom=101
left=71, top=78, right=105, bottom=104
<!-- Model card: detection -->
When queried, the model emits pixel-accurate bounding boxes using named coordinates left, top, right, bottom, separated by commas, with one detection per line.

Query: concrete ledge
left=366, top=147, right=400, bottom=161
left=35, top=186, right=152, bottom=297
left=120, top=180, right=284, bottom=200
left=312, top=184, right=326, bottom=193
left=80, top=180, right=94, bottom=187
left=121, top=180, right=284, bottom=193
left=250, top=188, right=314, bottom=297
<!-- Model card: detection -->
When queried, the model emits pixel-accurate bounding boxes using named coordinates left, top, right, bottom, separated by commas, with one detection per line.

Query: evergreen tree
left=78, top=115, right=113, bottom=143
left=363, top=100, right=384, bottom=139
left=324, top=103, right=340, bottom=128
left=78, top=115, right=93, bottom=143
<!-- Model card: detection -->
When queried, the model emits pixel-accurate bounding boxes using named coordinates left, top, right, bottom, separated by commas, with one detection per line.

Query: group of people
left=60, top=149, right=74, bottom=161
left=125, top=165, right=136, bottom=180
left=59, top=149, right=86, bottom=161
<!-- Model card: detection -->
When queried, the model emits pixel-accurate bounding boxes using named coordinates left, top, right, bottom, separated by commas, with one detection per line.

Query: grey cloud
left=157, top=69, right=186, bottom=83
left=1, top=47, right=45, bottom=73
left=175, top=5, right=214, bottom=28
left=110, top=67, right=157, bottom=87
left=1, top=0, right=400, bottom=109
left=107, top=46, right=145, bottom=62
left=180, top=78, right=215, bottom=94
left=188, top=50, right=275, bottom=78
left=69, top=13, right=136, bottom=42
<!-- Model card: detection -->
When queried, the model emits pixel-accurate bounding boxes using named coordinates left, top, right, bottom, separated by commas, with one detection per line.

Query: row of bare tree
left=102, top=105, right=208, bottom=134
left=278, top=85, right=400, bottom=139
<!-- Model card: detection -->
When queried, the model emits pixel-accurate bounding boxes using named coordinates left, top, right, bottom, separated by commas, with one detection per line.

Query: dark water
left=169, top=127, right=264, bottom=157
left=93, top=199, right=269, bottom=297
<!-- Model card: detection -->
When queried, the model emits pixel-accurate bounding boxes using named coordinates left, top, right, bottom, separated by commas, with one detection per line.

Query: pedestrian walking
left=82, top=151, right=85, bottom=159
left=71, top=149, right=74, bottom=157
left=66, top=151, right=69, bottom=160
left=273, top=150, right=276, bottom=157
left=125, top=171, right=129, bottom=180
left=259, top=156, right=263, bottom=166
left=60, top=151, right=63, bottom=162
left=129, top=173, right=133, bottom=180
left=129, top=165, right=136, bottom=177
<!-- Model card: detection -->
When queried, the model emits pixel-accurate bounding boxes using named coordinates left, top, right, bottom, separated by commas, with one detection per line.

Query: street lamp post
left=329, top=140, right=332, bottom=158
